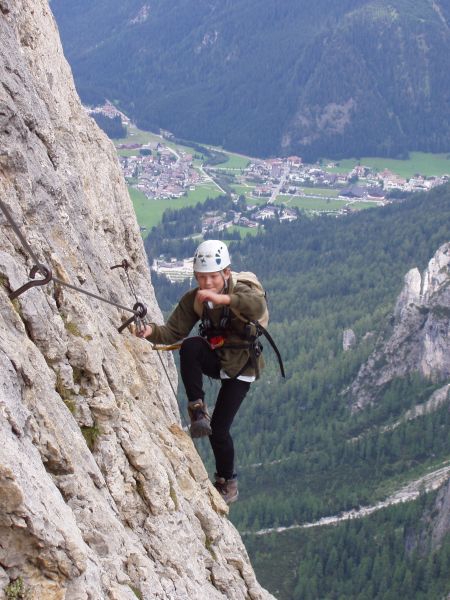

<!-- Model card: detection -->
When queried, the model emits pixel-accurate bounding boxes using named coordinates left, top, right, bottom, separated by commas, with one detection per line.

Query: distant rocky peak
left=421, top=243, right=450, bottom=301
left=129, top=3, right=151, bottom=25
left=350, top=242, right=450, bottom=411
left=394, top=244, right=450, bottom=317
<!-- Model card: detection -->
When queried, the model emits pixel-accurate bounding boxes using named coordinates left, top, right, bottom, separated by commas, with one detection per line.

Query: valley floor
left=249, top=462, right=450, bottom=535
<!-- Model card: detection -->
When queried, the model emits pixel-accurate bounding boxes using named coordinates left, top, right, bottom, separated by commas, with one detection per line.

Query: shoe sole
left=190, top=420, right=212, bottom=438
left=225, top=492, right=239, bottom=505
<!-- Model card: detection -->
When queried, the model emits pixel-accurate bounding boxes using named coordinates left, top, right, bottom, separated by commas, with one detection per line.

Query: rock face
left=342, top=328, right=356, bottom=352
left=350, top=242, right=450, bottom=410
left=0, top=2, right=273, bottom=599
left=429, top=478, right=450, bottom=550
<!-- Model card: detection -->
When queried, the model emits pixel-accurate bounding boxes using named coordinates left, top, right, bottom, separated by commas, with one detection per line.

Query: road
left=247, top=463, right=450, bottom=536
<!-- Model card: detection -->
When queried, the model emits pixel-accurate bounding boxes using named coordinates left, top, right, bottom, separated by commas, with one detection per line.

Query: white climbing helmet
left=193, top=240, right=231, bottom=273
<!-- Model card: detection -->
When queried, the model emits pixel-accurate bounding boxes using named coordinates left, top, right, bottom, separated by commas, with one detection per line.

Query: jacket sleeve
left=229, top=282, right=267, bottom=321
left=147, top=291, right=199, bottom=345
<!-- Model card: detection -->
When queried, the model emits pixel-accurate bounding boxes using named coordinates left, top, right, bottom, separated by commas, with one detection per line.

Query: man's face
left=195, top=270, right=229, bottom=293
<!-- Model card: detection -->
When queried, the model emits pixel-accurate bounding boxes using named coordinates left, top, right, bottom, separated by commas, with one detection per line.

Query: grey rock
left=342, top=328, right=356, bottom=351
left=350, top=242, right=450, bottom=410
left=429, top=478, right=450, bottom=549
left=0, top=1, right=273, bottom=598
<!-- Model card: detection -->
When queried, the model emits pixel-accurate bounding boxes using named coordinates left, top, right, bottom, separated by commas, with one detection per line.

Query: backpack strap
left=252, top=320, right=285, bottom=378
left=229, top=307, right=285, bottom=378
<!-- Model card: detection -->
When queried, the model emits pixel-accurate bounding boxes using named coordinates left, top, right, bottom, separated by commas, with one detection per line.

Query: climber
left=135, top=240, right=267, bottom=505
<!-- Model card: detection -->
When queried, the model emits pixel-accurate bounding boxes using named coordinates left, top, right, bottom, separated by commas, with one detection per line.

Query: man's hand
left=196, top=289, right=231, bottom=305
left=135, top=324, right=153, bottom=338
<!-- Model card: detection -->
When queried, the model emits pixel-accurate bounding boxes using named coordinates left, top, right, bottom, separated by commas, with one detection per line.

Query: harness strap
left=199, top=302, right=285, bottom=379
left=151, top=343, right=183, bottom=352
left=227, top=307, right=285, bottom=378
left=253, top=321, right=285, bottom=378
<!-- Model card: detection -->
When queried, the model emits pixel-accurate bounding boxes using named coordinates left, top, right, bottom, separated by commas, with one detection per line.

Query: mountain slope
left=51, top=0, right=450, bottom=160
left=230, top=233, right=450, bottom=599
left=350, top=242, right=450, bottom=409
left=0, top=2, right=271, bottom=598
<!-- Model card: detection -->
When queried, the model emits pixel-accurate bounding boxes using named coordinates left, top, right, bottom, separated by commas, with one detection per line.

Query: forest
left=148, top=183, right=450, bottom=598
left=244, top=493, right=450, bottom=600
left=91, top=113, right=127, bottom=139
left=52, top=0, right=450, bottom=160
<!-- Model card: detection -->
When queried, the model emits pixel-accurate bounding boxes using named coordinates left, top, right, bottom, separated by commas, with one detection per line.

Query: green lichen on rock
left=55, top=372, right=76, bottom=413
left=5, top=577, right=27, bottom=599
left=129, top=585, right=143, bottom=599
left=81, top=425, right=101, bottom=450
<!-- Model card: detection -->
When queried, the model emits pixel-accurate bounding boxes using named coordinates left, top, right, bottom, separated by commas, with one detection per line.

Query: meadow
left=325, top=151, right=450, bottom=178
left=277, top=195, right=349, bottom=212
left=129, top=184, right=222, bottom=236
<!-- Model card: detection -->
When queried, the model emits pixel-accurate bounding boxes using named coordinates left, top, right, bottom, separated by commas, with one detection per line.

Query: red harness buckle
left=209, top=336, right=225, bottom=349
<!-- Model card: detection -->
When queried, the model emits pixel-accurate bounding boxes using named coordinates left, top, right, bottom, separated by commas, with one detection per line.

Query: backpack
left=232, top=271, right=284, bottom=378
left=232, top=271, right=269, bottom=328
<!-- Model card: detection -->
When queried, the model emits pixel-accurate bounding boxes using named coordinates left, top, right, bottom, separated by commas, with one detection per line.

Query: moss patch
left=128, top=585, right=143, bottom=599
left=55, top=373, right=76, bottom=413
left=5, top=577, right=27, bottom=599
left=64, top=319, right=82, bottom=337
left=61, top=313, right=92, bottom=340
left=205, top=535, right=217, bottom=560
left=80, top=425, right=101, bottom=451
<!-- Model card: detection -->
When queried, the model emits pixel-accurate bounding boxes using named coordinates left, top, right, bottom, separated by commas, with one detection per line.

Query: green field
left=230, top=184, right=255, bottom=195
left=119, top=125, right=441, bottom=228
left=129, top=184, right=223, bottom=236
left=115, top=124, right=160, bottom=146
left=227, top=225, right=261, bottom=237
left=212, top=152, right=251, bottom=170
left=325, top=151, right=450, bottom=178
left=301, top=187, right=341, bottom=198
left=249, top=195, right=273, bottom=206
left=277, top=195, right=349, bottom=212
left=348, top=200, right=382, bottom=210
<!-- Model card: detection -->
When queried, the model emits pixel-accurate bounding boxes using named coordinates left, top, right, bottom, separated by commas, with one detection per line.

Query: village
left=239, top=156, right=448, bottom=199
left=89, top=103, right=449, bottom=215
left=88, top=103, right=450, bottom=280
left=118, top=142, right=449, bottom=211
left=117, top=142, right=449, bottom=236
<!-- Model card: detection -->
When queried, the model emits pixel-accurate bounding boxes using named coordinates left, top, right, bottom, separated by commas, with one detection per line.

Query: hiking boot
left=214, top=474, right=239, bottom=505
left=188, top=400, right=212, bottom=438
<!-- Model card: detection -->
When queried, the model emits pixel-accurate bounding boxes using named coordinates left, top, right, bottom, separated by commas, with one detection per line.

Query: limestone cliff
left=350, top=242, right=450, bottom=411
left=348, top=242, right=450, bottom=553
left=0, top=2, right=273, bottom=599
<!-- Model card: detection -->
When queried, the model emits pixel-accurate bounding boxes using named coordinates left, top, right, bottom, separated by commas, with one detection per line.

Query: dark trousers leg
left=179, top=336, right=220, bottom=401
left=210, top=379, right=250, bottom=480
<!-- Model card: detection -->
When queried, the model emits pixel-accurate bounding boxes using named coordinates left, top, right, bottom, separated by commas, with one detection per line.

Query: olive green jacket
left=147, top=275, right=267, bottom=378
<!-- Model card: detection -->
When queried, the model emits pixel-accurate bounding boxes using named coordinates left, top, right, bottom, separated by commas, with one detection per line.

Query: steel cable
left=0, top=198, right=189, bottom=428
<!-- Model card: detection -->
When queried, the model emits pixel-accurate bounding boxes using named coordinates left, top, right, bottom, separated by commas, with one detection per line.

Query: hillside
left=0, top=2, right=271, bottom=598
left=233, top=238, right=450, bottom=599
left=146, top=186, right=450, bottom=598
left=51, top=0, right=450, bottom=160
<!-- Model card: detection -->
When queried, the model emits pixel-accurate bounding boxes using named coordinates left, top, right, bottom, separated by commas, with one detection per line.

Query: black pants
left=180, top=336, right=250, bottom=480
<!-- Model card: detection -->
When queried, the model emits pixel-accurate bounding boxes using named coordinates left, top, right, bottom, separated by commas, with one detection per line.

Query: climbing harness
left=199, top=303, right=230, bottom=349
left=198, top=298, right=286, bottom=378
left=0, top=198, right=147, bottom=330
